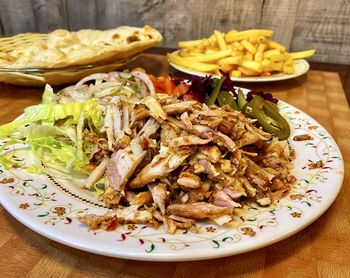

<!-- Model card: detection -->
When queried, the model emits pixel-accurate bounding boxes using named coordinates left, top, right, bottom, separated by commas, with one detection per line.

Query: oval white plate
left=0, top=93, right=344, bottom=261
left=169, top=55, right=310, bottom=82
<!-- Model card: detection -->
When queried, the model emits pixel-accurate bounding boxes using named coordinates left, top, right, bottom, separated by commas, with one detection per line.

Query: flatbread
left=0, top=25, right=162, bottom=69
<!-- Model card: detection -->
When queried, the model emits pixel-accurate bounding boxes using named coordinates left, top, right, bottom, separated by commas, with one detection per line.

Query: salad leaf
left=42, top=84, right=54, bottom=104
left=0, top=97, right=103, bottom=177
left=219, top=70, right=237, bottom=97
left=0, top=99, right=102, bottom=138
left=188, top=75, right=213, bottom=103
left=27, top=136, right=89, bottom=173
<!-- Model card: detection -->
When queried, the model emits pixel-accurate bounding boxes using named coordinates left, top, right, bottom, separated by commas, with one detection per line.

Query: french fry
left=263, top=49, right=281, bottom=59
left=254, top=43, right=267, bottom=62
left=214, top=30, right=227, bottom=50
left=218, top=56, right=242, bottom=65
left=232, top=41, right=244, bottom=51
left=238, top=66, right=259, bottom=76
left=248, top=36, right=259, bottom=45
left=225, top=29, right=273, bottom=43
left=287, top=49, right=316, bottom=59
left=243, top=52, right=254, bottom=61
left=208, top=34, right=217, bottom=48
left=241, top=39, right=257, bottom=54
left=184, top=49, right=231, bottom=62
left=283, top=59, right=294, bottom=74
left=179, top=50, right=203, bottom=57
left=190, top=47, right=205, bottom=53
left=231, top=50, right=242, bottom=57
left=187, top=52, right=204, bottom=57
left=230, top=70, right=242, bottom=78
left=261, top=59, right=271, bottom=67
left=266, top=39, right=286, bottom=52
left=268, top=61, right=283, bottom=72
left=240, top=60, right=263, bottom=72
left=257, top=35, right=266, bottom=43
left=220, top=64, right=235, bottom=72
left=201, top=39, right=211, bottom=47
left=178, top=50, right=189, bottom=57
left=270, top=53, right=290, bottom=62
left=226, top=28, right=238, bottom=35
left=205, top=49, right=217, bottom=55
left=283, top=65, right=294, bottom=74
left=168, top=53, right=219, bottom=72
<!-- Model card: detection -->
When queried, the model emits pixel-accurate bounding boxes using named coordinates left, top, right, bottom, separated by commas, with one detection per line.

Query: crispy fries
left=167, top=53, right=219, bottom=72
left=184, top=49, right=232, bottom=62
left=287, top=49, right=316, bottom=59
left=214, top=30, right=227, bottom=51
left=225, top=29, right=273, bottom=43
left=170, top=28, right=316, bottom=77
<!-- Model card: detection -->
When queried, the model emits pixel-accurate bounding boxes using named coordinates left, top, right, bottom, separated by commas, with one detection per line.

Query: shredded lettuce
left=42, top=84, right=54, bottom=104
left=0, top=97, right=103, bottom=177
left=94, top=86, right=132, bottom=98
left=27, top=136, right=89, bottom=174
left=0, top=99, right=102, bottom=138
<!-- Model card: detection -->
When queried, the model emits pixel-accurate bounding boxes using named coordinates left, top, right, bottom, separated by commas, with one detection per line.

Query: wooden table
left=0, top=54, right=349, bottom=278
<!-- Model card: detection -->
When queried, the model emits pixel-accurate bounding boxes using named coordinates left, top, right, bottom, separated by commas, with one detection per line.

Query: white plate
left=169, top=55, right=310, bottom=82
left=0, top=93, right=344, bottom=261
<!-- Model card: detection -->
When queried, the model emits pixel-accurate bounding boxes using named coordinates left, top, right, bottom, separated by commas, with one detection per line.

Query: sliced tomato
left=172, top=82, right=190, bottom=97
left=149, top=75, right=162, bottom=92
left=163, top=76, right=176, bottom=94
left=149, top=74, right=157, bottom=84
left=148, top=74, right=192, bottom=98
left=149, top=75, right=176, bottom=94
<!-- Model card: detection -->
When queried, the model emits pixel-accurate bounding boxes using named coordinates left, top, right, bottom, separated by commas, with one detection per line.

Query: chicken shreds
left=78, top=93, right=296, bottom=234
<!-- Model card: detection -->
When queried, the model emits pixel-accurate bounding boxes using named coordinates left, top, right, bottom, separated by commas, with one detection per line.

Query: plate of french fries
left=168, top=28, right=315, bottom=82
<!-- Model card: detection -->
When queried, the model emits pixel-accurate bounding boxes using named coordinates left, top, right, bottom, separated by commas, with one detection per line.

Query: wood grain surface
left=0, top=54, right=349, bottom=278
left=0, top=0, right=349, bottom=64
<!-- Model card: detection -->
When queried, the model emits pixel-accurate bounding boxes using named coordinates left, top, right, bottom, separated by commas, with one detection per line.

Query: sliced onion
left=131, top=71, right=155, bottom=96
left=83, top=158, right=108, bottom=189
left=65, top=85, right=92, bottom=102
left=134, top=77, right=148, bottom=97
left=112, top=101, right=123, bottom=139
left=119, top=72, right=132, bottom=79
left=104, top=105, right=114, bottom=150
left=122, top=104, right=132, bottom=135
left=75, top=73, right=109, bottom=88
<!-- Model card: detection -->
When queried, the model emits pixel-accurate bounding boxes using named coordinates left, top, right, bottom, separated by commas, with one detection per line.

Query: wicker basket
left=0, top=55, right=139, bottom=86
left=0, top=32, right=140, bottom=86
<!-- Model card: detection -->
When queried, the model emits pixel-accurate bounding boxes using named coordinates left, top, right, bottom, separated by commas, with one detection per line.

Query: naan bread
left=0, top=25, right=162, bottom=69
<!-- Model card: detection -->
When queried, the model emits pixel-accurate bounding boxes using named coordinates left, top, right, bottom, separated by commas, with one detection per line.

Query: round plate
left=169, top=56, right=310, bottom=82
left=0, top=93, right=344, bottom=261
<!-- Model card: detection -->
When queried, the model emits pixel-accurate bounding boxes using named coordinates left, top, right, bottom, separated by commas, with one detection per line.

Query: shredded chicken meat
left=56, top=71, right=296, bottom=234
